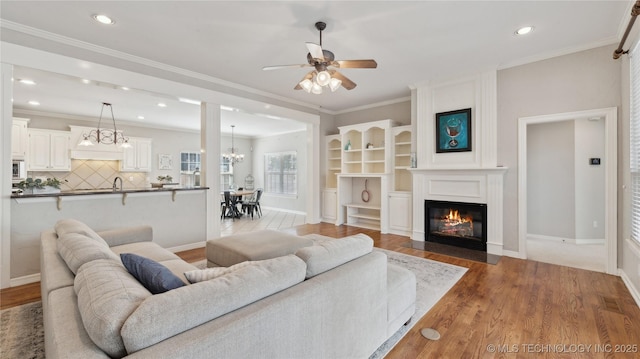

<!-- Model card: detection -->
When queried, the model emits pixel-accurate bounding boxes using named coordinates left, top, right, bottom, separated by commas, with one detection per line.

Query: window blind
left=631, top=40, right=640, bottom=244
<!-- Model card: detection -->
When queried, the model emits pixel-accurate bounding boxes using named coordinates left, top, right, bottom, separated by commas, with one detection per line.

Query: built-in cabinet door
left=389, top=192, right=412, bottom=235
left=28, top=129, right=70, bottom=171
left=11, top=119, right=28, bottom=160
left=322, top=189, right=338, bottom=222
left=121, top=137, right=152, bottom=172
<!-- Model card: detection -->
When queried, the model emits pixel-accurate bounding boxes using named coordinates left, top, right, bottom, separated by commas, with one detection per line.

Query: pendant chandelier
left=223, top=125, right=244, bottom=165
left=79, top=102, right=131, bottom=147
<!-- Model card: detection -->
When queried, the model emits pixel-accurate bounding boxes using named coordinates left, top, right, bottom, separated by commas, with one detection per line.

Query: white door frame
left=518, top=107, right=618, bottom=274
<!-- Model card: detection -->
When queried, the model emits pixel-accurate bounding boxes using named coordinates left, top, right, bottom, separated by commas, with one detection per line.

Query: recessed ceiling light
left=137, top=115, right=145, bottom=120
left=82, top=79, right=91, bottom=84
left=18, top=79, right=36, bottom=85
left=92, top=14, right=115, bottom=25
left=28, top=100, right=40, bottom=106
left=121, top=86, right=130, bottom=91
left=157, top=103, right=167, bottom=108
left=515, top=26, right=534, bottom=36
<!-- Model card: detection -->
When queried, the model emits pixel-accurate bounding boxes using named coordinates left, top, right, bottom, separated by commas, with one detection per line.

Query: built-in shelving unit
left=326, top=135, right=342, bottom=189
left=393, top=126, right=412, bottom=192
left=323, top=120, right=413, bottom=232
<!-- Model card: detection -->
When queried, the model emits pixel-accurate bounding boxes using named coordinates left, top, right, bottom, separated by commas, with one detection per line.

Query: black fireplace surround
left=425, top=200, right=487, bottom=251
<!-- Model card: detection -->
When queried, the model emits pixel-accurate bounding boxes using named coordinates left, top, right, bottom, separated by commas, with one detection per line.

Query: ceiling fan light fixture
left=311, top=82, right=323, bottom=94
left=299, top=78, right=313, bottom=93
left=315, top=70, right=331, bottom=86
left=329, top=78, right=342, bottom=92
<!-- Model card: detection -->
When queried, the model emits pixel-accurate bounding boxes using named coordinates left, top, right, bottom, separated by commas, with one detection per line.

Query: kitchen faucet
left=113, top=176, right=123, bottom=191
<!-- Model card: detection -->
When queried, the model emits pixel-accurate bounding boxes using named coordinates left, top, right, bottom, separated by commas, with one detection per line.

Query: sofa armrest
left=97, top=226, right=153, bottom=247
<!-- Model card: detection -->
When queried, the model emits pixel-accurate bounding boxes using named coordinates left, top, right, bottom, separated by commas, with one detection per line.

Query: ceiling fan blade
left=306, top=42, right=325, bottom=61
left=263, top=64, right=311, bottom=71
left=294, top=71, right=315, bottom=90
left=330, top=70, right=357, bottom=90
left=334, top=59, right=378, bottom=69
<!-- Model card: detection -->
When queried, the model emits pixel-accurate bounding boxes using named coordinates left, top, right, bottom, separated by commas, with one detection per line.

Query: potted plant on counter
left=152, top=175, right=174, bottom=188
left=17, top=177, right=67, bottom=194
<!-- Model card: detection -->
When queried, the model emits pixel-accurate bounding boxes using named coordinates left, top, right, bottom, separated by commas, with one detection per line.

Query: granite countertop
left=11, top=186, right=209, bottom=199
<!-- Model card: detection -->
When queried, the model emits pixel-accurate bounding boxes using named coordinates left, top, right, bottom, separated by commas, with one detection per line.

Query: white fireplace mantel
left=410, top=167, right=507, bottom=256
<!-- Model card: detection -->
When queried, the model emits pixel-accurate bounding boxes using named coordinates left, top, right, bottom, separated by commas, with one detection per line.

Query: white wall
left=574, top=118, right=605, bottom=240
left=527, top=120, right=575, bottom=238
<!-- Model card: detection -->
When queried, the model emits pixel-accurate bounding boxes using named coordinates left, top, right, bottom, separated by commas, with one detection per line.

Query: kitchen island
left=10, top=187, right=209, bottom=283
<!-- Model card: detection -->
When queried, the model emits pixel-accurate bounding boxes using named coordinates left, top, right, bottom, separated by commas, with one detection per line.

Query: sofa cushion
left=111, top=241, right=181, bottom=262
left=120, top=253, right=186, bottom=294
left=55, top=218, right=107, bottom=245
left=184, top=260, right=255, bottom=283
left=74, top=259, right=151, bottom=358
left=295, top=233, right=374, bottom=278
left=57, top=232, right=120, bottom=274
left=121, top=254, right=307, bottom=354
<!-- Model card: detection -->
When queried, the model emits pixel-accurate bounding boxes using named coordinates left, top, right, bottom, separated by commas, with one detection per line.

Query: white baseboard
left=10, top=273, right=40, bottom=287
left=527, top=233, right=604, bottom=245
left=619, top=268, right=640, bottom=308
left=502, top=249, right=525, bottom=259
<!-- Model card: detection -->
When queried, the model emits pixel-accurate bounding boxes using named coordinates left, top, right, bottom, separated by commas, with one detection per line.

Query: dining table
left=221, top=189, right=255, bottom=218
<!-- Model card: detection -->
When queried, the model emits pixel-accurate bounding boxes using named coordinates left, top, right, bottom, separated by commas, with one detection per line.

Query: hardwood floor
left=3, top=222, right=640, bottom=358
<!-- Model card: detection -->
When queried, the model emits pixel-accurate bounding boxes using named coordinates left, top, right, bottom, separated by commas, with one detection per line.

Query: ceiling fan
left=262, top=21, right=377, bottom=94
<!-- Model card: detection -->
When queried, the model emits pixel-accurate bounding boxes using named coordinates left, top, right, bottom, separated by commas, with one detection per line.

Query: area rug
left=1, top=301, right=44, bottom=359
left=302, top=234, right=468, bottom=359
left=0, top=240, right=466, bottom=359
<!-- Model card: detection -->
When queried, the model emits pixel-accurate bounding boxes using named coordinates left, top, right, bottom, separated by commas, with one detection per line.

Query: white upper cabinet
left=11, top=118, right=29, bottom=160
left=28, top=129, right=71, bottom=171
left=121, top=137, right=152, bottom=172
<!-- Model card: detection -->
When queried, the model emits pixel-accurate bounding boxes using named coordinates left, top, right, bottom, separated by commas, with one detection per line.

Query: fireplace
left=425, top=200, right=487, bottom=251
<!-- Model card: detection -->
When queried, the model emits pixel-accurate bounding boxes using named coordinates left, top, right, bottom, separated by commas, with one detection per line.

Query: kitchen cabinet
left=28, top=129, right=71, bottom=171
left=12, top=118, right=29, bottom=160
left=121, top=137, right=152, bottom=172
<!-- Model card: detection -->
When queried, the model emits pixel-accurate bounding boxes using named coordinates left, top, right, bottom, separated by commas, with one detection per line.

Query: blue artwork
left=436, top=108, right=472, bottom=153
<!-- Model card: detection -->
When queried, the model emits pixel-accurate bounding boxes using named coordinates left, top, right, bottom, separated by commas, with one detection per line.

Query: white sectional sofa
left=40, top=219, right=416, bottom=358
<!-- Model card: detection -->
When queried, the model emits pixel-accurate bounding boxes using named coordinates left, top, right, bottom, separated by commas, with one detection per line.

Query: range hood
left=69, top=125, right=124, bottom=161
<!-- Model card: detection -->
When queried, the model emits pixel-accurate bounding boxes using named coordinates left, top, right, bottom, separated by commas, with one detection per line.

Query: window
left=264, top=151, right=297, bottom=195
left=631, top=41, right=640, bottom=244
left=180, top=152, right=201, bottom=173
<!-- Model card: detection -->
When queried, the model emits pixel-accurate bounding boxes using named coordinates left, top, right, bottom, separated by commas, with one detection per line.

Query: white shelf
left=345, top=203, right=380, bottom=210
left=364, top=147, right=385, bottom=151
left=395, top=166, right=411, bottom=170
left=348, top=212, right=381, bottom=221
left=364, top=160, right=385, bottom=164
left=395, top=141, right=411, bottom=146
left=395, top=154, right=411, bottom=157
left=344, top=161, right=361, bottom=164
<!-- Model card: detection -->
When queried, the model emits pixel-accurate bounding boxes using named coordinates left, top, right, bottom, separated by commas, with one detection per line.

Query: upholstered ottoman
left=206, top=229, right=314, bottom=267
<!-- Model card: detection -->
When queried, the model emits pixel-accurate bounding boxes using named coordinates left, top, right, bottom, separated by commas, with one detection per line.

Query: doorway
left=518, top=108, right=617, bottom=274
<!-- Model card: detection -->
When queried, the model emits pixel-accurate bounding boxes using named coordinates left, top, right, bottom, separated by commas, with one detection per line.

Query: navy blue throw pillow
left=120, top=253, right=185, bottom=294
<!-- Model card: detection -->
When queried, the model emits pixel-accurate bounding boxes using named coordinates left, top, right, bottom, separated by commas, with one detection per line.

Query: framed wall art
left=435, top=108, right=472, bottom=153
left=158, top=154, right=173, bottom=170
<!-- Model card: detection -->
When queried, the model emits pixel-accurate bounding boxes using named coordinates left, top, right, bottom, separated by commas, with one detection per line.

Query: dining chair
left=242, top=188, right=263, bottom=219
left=221, top=191, right=237, bottom=221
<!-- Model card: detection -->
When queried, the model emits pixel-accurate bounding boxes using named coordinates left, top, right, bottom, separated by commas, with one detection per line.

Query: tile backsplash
left=29, top=160, right=150, bottom=191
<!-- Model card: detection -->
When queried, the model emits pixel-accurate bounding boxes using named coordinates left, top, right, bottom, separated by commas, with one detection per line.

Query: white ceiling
left=1, top=1, right=632, bottom=135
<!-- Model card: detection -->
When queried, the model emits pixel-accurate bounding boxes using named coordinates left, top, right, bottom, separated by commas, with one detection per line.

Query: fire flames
left=438, top=209, right=474, bottom=236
